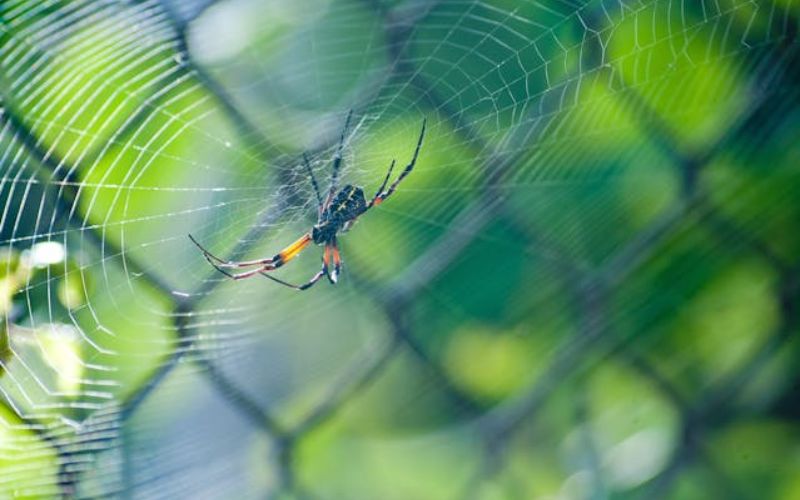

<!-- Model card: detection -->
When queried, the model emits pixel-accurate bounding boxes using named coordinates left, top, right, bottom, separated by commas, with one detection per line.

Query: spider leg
left=189, top=234, right=278, bottom=268
left=324, top=109, right=353, bottom=209
left=277, top=233, right=313, bottom=264
left=368, top=118, right=426, bottom=208
left=303, top=153, right=324, bottom=216
left=189, top=233, right=312, bottom=272
left=209, top=261, right=278, bottom=281
left=367, top=159, right=395, bottom=209
left=259, top=270, right=326, bottom=290
left=329, top=238, right=341, bottom=283
left=260, top=244, right=332, bottom=290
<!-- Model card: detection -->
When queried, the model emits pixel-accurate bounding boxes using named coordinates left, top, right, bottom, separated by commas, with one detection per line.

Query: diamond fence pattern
left=1, top=0, right=799, bottom=498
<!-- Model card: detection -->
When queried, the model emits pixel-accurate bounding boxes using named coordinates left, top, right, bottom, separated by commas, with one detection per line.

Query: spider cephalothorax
left=189, top=111, right=426, bottom=290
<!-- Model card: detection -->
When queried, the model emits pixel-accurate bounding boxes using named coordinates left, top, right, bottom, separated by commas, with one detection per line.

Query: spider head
left=311, top=222, right=334, bottom=245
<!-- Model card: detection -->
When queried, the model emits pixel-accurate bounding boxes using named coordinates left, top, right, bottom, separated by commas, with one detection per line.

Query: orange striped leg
left=260, top=244, right=331, bottom=290
left=196, top=234, right=313, bottom=281
left=189, top=233, right=312, bottom=269
left=329, top=239, right=341, bottom=283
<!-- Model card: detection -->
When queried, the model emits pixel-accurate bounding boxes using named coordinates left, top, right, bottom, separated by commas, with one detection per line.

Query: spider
left=189, top=111, right=426, bottom=290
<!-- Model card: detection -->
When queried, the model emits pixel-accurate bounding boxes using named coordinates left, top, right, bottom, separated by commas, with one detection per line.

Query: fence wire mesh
left=0, top=0, right=799, bottom=498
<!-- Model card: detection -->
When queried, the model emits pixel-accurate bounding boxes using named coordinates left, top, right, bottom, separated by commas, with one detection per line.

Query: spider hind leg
left=368, top=118, right=426, bottom=208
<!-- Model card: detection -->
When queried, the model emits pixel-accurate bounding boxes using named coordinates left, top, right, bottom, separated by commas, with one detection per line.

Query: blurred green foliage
left=0, top=0, right=799, bottom=499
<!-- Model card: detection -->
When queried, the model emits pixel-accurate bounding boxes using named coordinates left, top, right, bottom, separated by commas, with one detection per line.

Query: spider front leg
left=210, top=262, right=280, bottom=280
left=190, top=233, right=313, bottom=281
left=189, top=234, right=280, bottom=268
left=260, top=245, right=332, bottom=290
left=329, top=237, right=341, bottom=283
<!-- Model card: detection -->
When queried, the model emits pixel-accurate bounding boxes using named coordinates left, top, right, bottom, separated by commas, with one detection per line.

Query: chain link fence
left=1, top=0, right=799, bottom=498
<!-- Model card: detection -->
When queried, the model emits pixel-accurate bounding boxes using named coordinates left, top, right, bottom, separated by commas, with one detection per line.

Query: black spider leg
left=188, top=234, right=279, bottom=269
left=368, top=159, right=395, bottom=208
left=195, top=248, right=279, bottom=281
left=190, top=234, right=297, bottom=281
left=368, top=118, right=426, bottom=209
left=303, top=152, right=324, bottom=218
left=259, top=245, right=331, bottom=290
left=207, top=261, right=276, bottom=281
left=324, top=109, right=353, bottom=209
left=260, top=269, right=325, bottom=290
left=189, top=232, right=314, bottom=283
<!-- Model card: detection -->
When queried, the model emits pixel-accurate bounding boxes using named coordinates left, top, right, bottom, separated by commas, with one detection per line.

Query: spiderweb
left=1, top=0, right=799, bottom=498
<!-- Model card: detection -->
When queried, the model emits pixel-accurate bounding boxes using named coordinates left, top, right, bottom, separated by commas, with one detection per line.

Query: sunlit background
left=1, top=0, right=799, bottom=498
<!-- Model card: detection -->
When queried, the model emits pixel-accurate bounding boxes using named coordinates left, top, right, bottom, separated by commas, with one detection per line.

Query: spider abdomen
left=327, top=185, right=367, bottom=222
left=312, top=184, right=367, bottom=244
